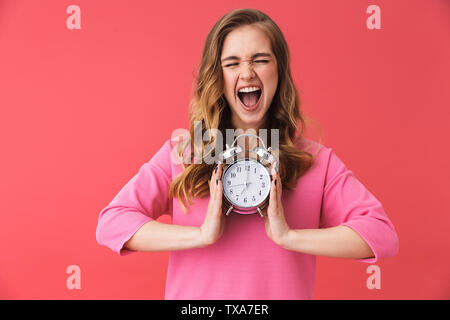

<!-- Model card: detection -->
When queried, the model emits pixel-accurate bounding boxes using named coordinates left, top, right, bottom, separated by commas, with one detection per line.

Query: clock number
left=231, top=172, right=236, bottom=178
left=259, top=190, right=262, bottom=196
left=252, top=196, right=256, bottom=202
left=261, top=182, right=265, bottom=188
left=237, top=167, right=242, bottom=173
left=259, top=174, right=263, bottom=180
left=230, top=189, right=233, bottom=194
left=244, top=197, right=247, bottom=203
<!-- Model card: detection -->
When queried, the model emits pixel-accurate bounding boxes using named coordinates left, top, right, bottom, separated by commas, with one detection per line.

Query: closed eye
left=224, top=60, right=269, bottom=67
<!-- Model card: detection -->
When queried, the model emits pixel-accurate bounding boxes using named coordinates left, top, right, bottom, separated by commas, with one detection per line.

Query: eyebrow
left=221, top=52, right=272, bottom=63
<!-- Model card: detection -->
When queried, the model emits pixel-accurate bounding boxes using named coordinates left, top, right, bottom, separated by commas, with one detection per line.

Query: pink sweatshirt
left=96, top=136, right=399, bottom=299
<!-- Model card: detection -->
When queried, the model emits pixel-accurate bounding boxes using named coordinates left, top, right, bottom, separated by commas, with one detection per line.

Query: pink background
left=0, top=0, right=449, bottom=299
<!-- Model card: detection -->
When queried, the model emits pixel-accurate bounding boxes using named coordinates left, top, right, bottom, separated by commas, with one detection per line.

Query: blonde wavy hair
left=169, top=8, right=321, bottom=212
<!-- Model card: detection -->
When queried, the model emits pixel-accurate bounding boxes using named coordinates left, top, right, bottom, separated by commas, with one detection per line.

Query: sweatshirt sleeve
left=319, top=149, right=399, bottom=263
left=96, top=138, right=174, bottom=256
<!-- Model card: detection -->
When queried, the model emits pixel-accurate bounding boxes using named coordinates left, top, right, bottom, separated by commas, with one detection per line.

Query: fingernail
left=216, top=179, right=218, bottom=185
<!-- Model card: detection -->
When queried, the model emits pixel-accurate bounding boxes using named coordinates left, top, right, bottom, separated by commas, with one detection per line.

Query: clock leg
left=257, top=207, right=264, bottom=218
left=225, top=205, right=234, bottom=216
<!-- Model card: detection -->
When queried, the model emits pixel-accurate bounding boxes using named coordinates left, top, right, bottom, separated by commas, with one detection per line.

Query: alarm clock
left=217, top=133, right=278, bottom=217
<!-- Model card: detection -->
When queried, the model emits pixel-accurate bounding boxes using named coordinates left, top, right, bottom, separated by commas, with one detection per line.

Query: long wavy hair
left=169, top=8, right=321, bottom=212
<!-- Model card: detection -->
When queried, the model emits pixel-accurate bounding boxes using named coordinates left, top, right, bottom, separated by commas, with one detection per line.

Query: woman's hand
left=199, top=162, right=226, bottom=246
left=262, top=161, right=291, bottom=247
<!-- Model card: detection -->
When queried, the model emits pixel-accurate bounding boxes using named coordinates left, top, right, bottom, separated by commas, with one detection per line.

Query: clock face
left=222, top=158, right=271, bottom=208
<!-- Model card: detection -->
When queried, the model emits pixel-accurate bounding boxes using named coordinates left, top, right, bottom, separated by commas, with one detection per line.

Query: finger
left=212, top=163, right=222, bottom=183
left=271, top=160, right=282, bottom=200
left=269, top=173, right=277, bottom=213
left=209, top=166, right=215, bottom=191
left=216, top=162, right=223, bottom=179
left=271, top=160, right=278, bottom=177
left=216, top=178, right=223, bottom=204
left=210, top=162, right=220, bottom=189
left=213, top=163, right=223, bottom=200
left=212, top=178, right=223, bottom=214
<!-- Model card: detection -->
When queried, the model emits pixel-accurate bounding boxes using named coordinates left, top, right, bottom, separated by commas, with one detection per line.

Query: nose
left=239, top=60, right=256, bottom=81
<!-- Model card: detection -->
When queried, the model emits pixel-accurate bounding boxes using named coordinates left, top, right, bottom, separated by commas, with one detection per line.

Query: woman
left=96, top=8, right=399, bottom=299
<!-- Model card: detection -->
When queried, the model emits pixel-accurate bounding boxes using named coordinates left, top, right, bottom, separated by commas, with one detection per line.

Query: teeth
left=238, top=86, right=261, bottom=93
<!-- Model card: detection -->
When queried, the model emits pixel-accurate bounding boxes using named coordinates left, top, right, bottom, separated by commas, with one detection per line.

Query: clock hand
left=241, top=162, right=250, bottom=196
left=246, top=163, right=250, bottom=184
left=229, top=182, right=253, bottom=188
left=240, top=181, right=253, bottom=196
left=229, top=183, right=247, bottom=188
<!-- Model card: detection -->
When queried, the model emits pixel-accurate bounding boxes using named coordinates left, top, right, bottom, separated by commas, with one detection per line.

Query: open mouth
left=237, top=89, right=262, bottom=110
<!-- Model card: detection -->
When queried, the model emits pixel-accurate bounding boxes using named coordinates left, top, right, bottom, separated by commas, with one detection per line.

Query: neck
left=231, top=115, right=269, bottom=134
left=231, top=116, right=271, bottom=155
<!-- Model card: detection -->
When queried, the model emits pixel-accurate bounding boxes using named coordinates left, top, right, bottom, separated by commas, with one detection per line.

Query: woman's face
left=221, top=25, right=278, bottom=132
